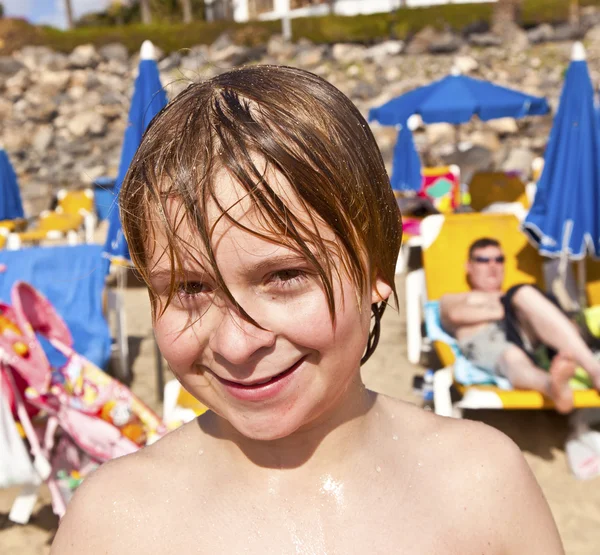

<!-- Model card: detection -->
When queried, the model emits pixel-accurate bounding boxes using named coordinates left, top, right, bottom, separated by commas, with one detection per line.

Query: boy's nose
left=209, top=308, right=276, bottom=365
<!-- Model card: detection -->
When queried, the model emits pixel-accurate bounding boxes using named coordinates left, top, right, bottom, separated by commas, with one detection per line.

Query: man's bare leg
left=511, top=286, right=600, bottom=389
left=497, top=346, right=577, bottom=413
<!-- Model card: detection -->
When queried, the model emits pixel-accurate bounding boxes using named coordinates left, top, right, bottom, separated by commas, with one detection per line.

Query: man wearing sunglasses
left=440, top=238, right=600, bottom=413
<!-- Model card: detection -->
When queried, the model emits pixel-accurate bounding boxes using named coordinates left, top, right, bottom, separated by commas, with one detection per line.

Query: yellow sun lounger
left=6, top=211, right=84, bottom=249
left=412, top=212, right=600, bottom=417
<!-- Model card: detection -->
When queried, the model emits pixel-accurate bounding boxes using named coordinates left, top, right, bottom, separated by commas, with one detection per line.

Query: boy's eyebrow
left=245, top=253, right=309, bottom=274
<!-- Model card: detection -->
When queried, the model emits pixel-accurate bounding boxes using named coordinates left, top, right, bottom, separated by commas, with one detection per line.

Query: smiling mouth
left=215, top=357, right=307, bottom=389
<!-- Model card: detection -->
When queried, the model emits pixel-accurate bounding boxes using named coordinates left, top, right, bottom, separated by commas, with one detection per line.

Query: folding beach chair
left=407, top=212, right=600, bottom=417
left=468, top=171, right=530, bottom=217
left=6, top=210, right=85, bottom=250
left=54, top=188, right=96, bottom=243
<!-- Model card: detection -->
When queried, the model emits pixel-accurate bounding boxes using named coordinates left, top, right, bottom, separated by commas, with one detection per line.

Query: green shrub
left=1, top=0, right=598, bottom=57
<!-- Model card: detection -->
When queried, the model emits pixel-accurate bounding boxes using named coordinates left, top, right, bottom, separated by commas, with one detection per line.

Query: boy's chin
left=226, top=409, right=311, bottom=442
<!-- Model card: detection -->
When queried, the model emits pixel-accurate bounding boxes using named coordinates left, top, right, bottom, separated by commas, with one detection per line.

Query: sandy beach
left=1, top=273, right=599, bottom=554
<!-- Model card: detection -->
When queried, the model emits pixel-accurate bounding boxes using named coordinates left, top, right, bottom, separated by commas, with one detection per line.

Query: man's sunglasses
left=471, top=255, right=505, bottom=264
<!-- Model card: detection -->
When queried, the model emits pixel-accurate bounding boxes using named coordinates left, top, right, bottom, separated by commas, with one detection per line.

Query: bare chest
left=127, top=483, right=495, bottom=555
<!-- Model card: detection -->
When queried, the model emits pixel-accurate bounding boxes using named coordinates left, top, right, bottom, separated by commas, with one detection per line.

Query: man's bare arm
left=440, top=291, right=504, bottom=332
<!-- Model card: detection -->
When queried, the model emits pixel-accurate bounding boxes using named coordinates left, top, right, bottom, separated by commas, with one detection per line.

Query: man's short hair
left=468, top=238, right=501, bottom=259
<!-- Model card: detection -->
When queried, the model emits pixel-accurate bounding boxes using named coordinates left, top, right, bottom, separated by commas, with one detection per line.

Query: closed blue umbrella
left=103, top=40, right=168, bottom=262
left=0, top=149, right=24, bottom=221
left=368, top=71, right=550, bottom=126
left=523, top=42, right=600, bottom=263
left=390, top=122, right=422, bottom=193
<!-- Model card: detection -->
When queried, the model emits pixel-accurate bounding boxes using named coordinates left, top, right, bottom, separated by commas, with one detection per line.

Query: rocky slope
left=2, top=21, right=600, bottom=215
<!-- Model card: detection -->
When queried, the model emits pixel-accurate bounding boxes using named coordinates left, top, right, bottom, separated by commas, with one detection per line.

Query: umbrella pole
left=578, top=258, right=587, bottom=309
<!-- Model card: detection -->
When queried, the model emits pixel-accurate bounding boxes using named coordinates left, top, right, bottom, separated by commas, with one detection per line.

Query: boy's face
left=149, top=167, right=391, bottom=441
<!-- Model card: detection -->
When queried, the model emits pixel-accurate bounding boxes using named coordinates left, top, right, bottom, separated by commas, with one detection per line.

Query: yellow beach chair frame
left=410, top=212, right=600, bottom=417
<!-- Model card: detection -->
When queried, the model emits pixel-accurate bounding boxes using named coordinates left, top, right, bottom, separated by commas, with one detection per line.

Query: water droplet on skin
left=391, top=414, right=395, bottom=419
left=392, top=434, right=398, bottom=441
left=417, top=462, right=423, bottom=467
left=198, top=449, right=204, bottom=455
left=376, top=466, right=381, bottom=473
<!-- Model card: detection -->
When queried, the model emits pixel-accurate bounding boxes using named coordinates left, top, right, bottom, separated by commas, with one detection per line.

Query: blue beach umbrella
left=369, top=69, right=550, bottom=199
left=103, top=40, right=168, bottom=262
left=390, top=121, right=422, bottom=193
left=369, top=70, right=550, bottom=126
left=523, top=42, right=600, bottom=267
left=0, top=148, right=24, bottom=221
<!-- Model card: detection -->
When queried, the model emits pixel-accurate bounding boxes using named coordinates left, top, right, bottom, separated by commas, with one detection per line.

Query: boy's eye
left=267, top=269, right=308, bottom=287
left=177, top=282, right=209, bottom=297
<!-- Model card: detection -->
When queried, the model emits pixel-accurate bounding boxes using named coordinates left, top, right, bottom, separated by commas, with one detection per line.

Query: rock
left=266, top=35, right=297, bottom=60
left=364, top=40, right=404, bottom=63
left=585, top=23, right=600, bottom=43
left=0, top=97, right=12, bottom=119
left=350, top=81, right=379, bottom=100
left=99, top=43, right=129, bottom=63
left=158, top=52, right=182, bottom=72
left=331, top=43, right=367, bottom=63
left=406, top=26, right=437, bottom=55
left=36, top=70, right=71, bottom=95
left=79, top=165, right=107, bottom=184
left=68, top=44, right=100, bottom=69
left=453, top=55, right=478, bottom=74
left=527, top=24, right=555, bottom=44
left=501, top=147, right=535, bottom=177
left=3, top=123, right=33, bottom=152
left=32, top=125, right=54, bottom=153
left=23, top=100, right=57, bottom=123
left=0, top=57, right=24, bottom=76
left=210, top=44, right=258, bottom=67
left=15, top=46, right=67, bottom=71
left=468, top=33, right=503, bottom=47
left=443, top=145, right=494, bottom=186
left=67, top=111, right=107, bottom=138
left=552, top=24, right=584, bottom=42
left=487, top=117, right=518, bottom=135
left=429, top=31, right=463, bottom=54
left=211, top=32, right=234, bottom=52
left=295, top=45, right=326, bottom=68
left=426, top=123, right=456, bottom=145
left=469, top=130, right=501, bottom=152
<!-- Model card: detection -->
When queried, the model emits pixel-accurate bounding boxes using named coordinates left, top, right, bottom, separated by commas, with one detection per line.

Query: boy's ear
left=371, top=276, right=392, bottom=304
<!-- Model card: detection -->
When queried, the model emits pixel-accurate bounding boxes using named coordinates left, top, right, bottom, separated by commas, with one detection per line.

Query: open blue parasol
left=103, top=40, right=168, bottom=263
left=369, top=69, right=550, bottom=196
left=0, top=148, right=25, bottom=221
left=369, top=70, right=550, bottom=126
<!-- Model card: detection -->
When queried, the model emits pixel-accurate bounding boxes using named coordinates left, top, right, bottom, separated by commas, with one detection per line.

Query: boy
left=51, top=66, right=563, bottom=554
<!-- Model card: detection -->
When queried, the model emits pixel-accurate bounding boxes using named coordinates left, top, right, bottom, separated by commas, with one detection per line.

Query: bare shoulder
left=401, top=404, right=564, bottom=554
left=50, top=421, right=207, bottom=555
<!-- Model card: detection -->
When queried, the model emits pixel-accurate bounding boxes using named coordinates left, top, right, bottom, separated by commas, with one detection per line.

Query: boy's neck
left=200, top=377, right=380, bottom=474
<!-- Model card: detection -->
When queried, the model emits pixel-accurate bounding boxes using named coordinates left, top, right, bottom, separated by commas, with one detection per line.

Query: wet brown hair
left=120, top=65, right=402, bottom=364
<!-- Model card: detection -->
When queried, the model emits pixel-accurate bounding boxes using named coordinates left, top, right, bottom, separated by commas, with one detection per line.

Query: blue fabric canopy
left=103, top=55, right=168, bottom=262
left=391, top=125, right=422, bottom=193
left=0, top=149, right=24, bottom=221
left=523, top=58, right=600, bottom=259
left=368, top=74, right=550, bottom=126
